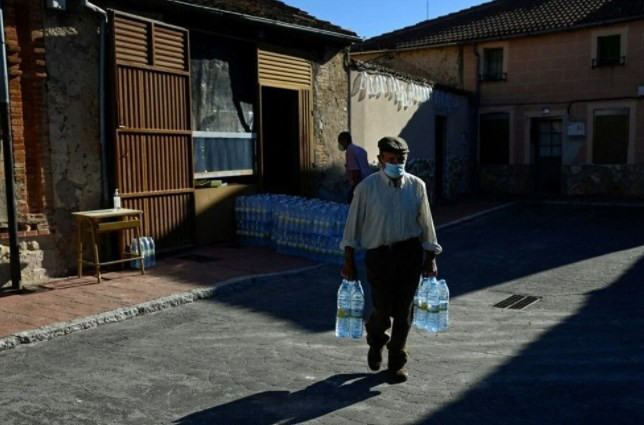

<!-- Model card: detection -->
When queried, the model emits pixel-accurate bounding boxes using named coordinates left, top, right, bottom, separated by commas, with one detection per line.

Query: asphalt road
left=1, top=203, right=643, bottom=425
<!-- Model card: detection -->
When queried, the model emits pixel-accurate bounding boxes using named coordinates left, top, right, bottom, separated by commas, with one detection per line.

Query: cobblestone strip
left=0, top=265, right=324, bottom=352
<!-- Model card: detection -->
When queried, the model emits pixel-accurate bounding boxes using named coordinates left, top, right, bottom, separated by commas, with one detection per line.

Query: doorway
left=434, top=115, right=447, bottom=200
left=261, top=86, right=300, bottom=195
left=531, top=118, right=562, bottom=193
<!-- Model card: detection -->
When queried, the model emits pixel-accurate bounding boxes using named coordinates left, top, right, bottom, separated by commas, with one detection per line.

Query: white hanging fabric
left=351, top=70, right=433, bottom=109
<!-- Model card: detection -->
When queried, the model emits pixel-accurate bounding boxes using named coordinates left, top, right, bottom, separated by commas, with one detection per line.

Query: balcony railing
left=479, top=72, right=507, bottom=82
left=592, top=56, right=626, bottom=68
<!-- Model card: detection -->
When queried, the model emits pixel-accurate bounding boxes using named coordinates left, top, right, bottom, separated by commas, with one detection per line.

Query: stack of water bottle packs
left=235, top=194, right=362, bottom=264
left=413, top=276, right=450, bottom=332
left=129, top=237, right=156, bottom=269
left=335, top=279, right=365, bottom=339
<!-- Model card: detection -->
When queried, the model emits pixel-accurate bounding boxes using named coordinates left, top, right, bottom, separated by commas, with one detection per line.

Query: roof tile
left=354, top=0, right=644, bottom=51
left=165, top=0, right=357, bottom=37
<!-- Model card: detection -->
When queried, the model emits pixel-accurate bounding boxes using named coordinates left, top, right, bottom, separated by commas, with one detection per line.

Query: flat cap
left=377, top=136, right=409, bottom=153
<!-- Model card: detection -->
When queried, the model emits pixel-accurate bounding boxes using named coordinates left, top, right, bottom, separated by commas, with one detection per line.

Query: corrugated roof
left=354, top=0, right=644, bottom=52
left=161, top=0, right=358, bottom=38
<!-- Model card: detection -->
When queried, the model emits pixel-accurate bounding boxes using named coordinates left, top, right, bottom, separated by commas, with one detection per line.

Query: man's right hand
left=341, top=258, right=357, bottom=281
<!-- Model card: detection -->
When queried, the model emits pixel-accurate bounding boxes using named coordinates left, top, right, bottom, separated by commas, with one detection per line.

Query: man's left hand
left=422, top=257, right=437, bottom=277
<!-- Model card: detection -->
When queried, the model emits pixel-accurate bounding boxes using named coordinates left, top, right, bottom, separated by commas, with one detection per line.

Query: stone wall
left=311, top=48, right=351, bottom=202
left=563, top=165, right=644, bottom=198
left=43, top=3, right=103, bottom=275
left=353, top=46, right=461, bottom=87
left=479, top=165, right=533, bottom=195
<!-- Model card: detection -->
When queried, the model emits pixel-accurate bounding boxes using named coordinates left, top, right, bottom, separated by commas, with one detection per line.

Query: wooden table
left=73, top=208, right=145, bottom=283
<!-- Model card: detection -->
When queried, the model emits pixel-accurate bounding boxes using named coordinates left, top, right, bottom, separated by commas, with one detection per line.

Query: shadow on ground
left=205, top=204, right=644, bottom=424
left=173, top=372, right=387, bottom=424
left=417, top=255, right=644, bottom=424
left=208, top=204, right=644, bottom=333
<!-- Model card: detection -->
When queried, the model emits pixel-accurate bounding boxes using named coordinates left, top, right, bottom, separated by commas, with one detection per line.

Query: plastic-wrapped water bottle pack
left=235, top=194, right=363, bottom=264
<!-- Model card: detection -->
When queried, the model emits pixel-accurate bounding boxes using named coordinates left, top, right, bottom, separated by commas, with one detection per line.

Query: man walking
left=340, top=136, right=442, bottom=383
left=338, top=131, right=371, bottom=203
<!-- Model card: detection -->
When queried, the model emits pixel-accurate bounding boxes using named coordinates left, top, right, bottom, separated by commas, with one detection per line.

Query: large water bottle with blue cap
left=426, top=277, right=440, bottom=332
left=349, top=280, right=364, bottom=339
left=437, top=279, right=450, bottom=331
left=413, top=276, right=431, bottom=329
left=335, top=279, right=352, bottom=338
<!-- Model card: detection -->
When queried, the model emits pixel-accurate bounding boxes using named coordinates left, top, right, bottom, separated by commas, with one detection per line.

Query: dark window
left=481, top=48, right=506, bottom=81
left=190, top=34, right=257, bottom=178
left=479, top=113, right=510, bottom=164
left=593, top=109, right=629, bottom=164
left=593, top=35, right=624, bottom=67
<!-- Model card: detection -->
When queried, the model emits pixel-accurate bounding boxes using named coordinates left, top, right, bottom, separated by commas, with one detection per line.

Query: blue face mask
left=383, top=162, right=405, bottom=178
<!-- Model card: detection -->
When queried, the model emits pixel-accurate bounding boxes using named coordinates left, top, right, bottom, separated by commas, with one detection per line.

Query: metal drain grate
left=175, top=254, right=220, bottom=263
left=494, top=294, right=541, bottom=310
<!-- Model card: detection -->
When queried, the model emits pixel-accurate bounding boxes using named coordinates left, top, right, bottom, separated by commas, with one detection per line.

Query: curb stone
left=0, top=264, right=324, bottom=352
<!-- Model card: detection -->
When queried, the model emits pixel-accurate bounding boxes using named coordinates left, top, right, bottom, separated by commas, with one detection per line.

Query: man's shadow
left=174, top=372, right=388, bottom=424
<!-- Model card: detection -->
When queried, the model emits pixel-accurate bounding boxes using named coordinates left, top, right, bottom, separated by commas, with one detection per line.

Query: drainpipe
left=0, top=0, right=21, bottom=289
left=471, top=43, right=481, bottom=192
left=82, top=1, right=109, bottom=206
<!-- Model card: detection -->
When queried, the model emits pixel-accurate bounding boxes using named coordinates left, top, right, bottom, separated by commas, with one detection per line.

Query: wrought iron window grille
left=592, top=56, right=626, bottom=68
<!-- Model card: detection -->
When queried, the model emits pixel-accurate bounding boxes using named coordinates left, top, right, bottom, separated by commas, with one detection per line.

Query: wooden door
left=110, top=11, right=194, bottom=252
left=257, top=49, right=313, bottom=195
left=532, top=118, right=562, bottom=193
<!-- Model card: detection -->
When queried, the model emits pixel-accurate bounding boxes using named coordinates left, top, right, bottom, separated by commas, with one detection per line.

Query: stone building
left=352, top=0, right=644, bottom=197
left=0, top=0, right=358, bottom=287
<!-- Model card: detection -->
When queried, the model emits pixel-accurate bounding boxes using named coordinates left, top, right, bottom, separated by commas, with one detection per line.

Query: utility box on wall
left=46, top=0, right=66, bottom=10
left=567, top=121, right=586, bottom=137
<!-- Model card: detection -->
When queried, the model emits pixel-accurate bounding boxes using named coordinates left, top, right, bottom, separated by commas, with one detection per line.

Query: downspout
left=82, top=1, right=109, bottom=206
left=471, top=43, right=481, bottom=192
left=0, top=0, right=21, bottom=289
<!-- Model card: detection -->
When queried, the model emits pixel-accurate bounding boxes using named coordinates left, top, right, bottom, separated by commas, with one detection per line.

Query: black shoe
left=367, top=346, right=383, bottom=371
left=387, top=367, right=409, bottom=383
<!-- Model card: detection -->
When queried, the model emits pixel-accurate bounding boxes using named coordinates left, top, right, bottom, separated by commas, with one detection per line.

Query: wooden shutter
left=258, top=49, right=312, bottom=89
left=110, top=11, right=194, bottom=252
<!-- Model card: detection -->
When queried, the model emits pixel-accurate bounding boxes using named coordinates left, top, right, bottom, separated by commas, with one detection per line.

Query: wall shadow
left=173, top=372, right=386, bottom=424
left=417, top=255, right=644, bottom=424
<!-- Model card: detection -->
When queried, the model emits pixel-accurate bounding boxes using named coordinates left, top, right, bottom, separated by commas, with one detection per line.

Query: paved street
left=1, top=203, right=643, bottom=424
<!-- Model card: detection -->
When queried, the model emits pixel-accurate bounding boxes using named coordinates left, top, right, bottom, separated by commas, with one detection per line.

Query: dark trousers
left=364, top=237, right=423, bottom=368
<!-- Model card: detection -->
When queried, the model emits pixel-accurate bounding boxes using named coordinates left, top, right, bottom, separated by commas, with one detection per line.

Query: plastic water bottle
left=335, top=279, right=352, bottom=338
left=413, top=277, right=429, bottom=329
left=349, top=280, right=364, bottom=339
left=437, top=279, right=450, bottom=331
left=113, top=189, right=121, bottom=209
left=426, top=277, right=440, bottom=333
left=139, top=236, right=148, bottom=269
left=148, top=237, right=156, bottom=267
left=130, top=238, right=141, bottom=269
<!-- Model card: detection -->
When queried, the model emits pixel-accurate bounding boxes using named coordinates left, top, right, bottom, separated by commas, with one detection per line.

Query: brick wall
left=2, top=0, right=53, bottom=231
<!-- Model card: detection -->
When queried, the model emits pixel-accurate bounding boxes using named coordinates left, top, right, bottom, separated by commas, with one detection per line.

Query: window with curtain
left=191, top=34, right=257, bottom=178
